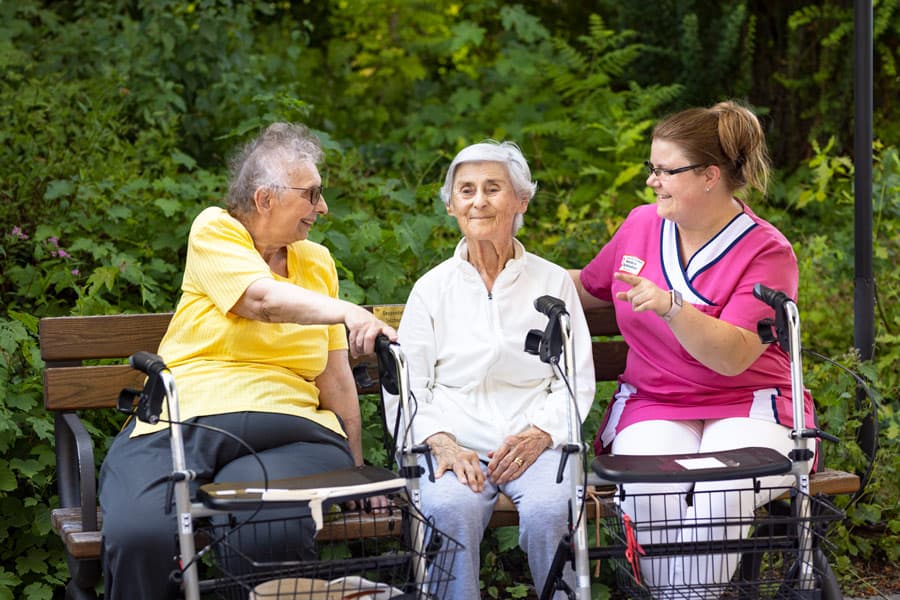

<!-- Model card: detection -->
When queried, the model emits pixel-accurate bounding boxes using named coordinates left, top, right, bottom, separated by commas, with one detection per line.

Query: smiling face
left=447, top=161, right=528, bottom=245
left=268, top=160, right=327, bottom=244
left=646, top=138, right=710, bottom=224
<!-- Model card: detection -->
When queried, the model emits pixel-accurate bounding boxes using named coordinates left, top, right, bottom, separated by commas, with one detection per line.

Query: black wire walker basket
left=197, top=495, right=462, bottom=600
left=598, top=486, right=844, bottom=599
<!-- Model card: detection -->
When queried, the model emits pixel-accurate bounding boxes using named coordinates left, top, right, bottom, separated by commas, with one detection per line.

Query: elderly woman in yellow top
left=98, top=123, right=396, bottom=600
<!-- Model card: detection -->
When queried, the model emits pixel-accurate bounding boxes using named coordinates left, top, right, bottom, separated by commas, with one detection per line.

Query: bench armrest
left=54, top=412, right=99, bottom=532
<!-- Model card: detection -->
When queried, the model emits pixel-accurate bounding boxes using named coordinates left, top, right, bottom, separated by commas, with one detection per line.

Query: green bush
left=782, top=141, right=900, bottom=575
left=1, top=1, right=898, bottom=598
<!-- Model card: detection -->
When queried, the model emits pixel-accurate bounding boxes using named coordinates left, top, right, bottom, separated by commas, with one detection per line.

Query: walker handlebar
left=753, top=283, right=795, bottom=310
left=125, top=351, right=169, bottom=424
left=374, top=333, right=394, bottom=355
left=534, top=295, right=568, bottom=318
left=129, top=351, right=168, bottom=377
left=374, top=334, right=400, bottom=396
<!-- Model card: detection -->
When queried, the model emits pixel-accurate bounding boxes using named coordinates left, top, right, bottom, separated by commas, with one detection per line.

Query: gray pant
left=418, top=449, right=575, bottom=599
left=98, top=412, right=354, bottom=600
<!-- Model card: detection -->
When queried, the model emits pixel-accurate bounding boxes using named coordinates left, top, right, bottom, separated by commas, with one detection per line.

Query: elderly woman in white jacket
left=388, top=140, right=596, bottom=599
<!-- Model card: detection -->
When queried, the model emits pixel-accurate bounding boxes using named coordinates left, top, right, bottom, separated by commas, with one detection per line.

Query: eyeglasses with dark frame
left=272, top=185, right=325, bottom=206
left=644, top=161, right=706, bottom=178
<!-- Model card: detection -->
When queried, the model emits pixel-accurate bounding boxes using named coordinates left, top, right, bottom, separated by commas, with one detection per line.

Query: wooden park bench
left=40, top=304, right=860, bottom=598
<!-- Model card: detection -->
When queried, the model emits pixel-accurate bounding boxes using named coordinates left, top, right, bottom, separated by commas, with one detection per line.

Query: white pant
left=611, top=418, right=808, bottom=599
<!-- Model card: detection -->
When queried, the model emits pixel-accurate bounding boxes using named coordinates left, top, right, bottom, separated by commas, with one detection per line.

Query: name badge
left=619, top=255, right=645, bottom=275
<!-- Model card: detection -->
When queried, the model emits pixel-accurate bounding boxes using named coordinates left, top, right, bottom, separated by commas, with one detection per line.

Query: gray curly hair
left=225, top=123, right=324, bottom=220
left=439, top=140, right=537, bottom=235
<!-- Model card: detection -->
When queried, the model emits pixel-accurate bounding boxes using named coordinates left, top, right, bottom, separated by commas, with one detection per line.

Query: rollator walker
left=120, top=334, right=460, bottom=600
left=535, top=284, right=844, bottom=600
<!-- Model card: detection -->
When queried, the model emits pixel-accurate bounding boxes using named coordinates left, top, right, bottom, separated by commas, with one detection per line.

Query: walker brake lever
left=556, top=449, right=569, bottom=484
left=555, top=443, right=580, bottom=484
left=422, top=446, right=436, bottom=482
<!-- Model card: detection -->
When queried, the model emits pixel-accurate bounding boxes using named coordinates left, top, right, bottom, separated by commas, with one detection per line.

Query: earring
left=705, top=187, right=710, bottom=193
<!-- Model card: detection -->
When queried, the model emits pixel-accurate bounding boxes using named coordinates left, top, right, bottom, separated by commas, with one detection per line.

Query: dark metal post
left=853, top=0, right=874, bottom=362
left=853, top=0, right=878, bottom=467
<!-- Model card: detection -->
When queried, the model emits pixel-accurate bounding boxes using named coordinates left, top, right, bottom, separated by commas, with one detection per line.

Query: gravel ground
left=842, top=556, right=900, bottom=600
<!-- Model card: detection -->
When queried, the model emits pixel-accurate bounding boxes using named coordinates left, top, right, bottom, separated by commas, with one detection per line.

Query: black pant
left=98, top=412, right=354, bottom=600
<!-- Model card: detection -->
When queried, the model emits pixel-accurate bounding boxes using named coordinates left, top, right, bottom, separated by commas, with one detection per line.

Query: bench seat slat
left=806, top=467, right=860, bottom=496
left=50, top=464, right=860, bottom=561
left=66, top=532, right=103, bottom=560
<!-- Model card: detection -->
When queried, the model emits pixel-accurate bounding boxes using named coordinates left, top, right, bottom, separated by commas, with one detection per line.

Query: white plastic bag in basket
left=251, top=576, right=404, bottom=599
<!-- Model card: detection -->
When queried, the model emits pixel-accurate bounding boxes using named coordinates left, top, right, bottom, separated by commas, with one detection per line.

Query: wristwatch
left=661, top=289, right=683, bottom=322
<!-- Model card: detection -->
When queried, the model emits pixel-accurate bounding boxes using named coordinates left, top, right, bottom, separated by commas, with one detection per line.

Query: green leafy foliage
left=1, top=0, right=898, bottom=597
left=479, top=527, right=532, bottom=598
left=779, top=140, right=900, bottom=581
left=0, top=314, right=69, bottom=597
left=775, top=0, right=900, bottom=165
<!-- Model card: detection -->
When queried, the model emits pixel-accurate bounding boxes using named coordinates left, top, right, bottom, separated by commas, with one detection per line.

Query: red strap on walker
left=623, top=514, right=646, bottom=585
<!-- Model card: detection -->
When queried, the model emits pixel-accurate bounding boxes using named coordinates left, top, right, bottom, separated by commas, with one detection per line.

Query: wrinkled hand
left=426, top=433, right=485, bottom=493
left=614, top=272, right=670, bottom=318
left=345, top=304, right=397, bottom=357
left=486, top=427, right=552, bottom=485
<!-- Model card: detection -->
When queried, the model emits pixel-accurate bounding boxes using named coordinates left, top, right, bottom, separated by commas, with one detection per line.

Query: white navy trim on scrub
left=660, top=212, right=758, bottom=306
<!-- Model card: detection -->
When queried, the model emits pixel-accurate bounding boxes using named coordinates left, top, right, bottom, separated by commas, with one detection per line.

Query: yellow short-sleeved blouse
left=131, top=207, right=348, bottom=437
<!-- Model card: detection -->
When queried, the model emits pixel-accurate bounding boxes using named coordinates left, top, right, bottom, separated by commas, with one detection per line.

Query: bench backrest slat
left=44, top=365, right=148, bottom=411
left=40, top=313, right=174, bottom=362
left=593, top=341, right=629, bottom=382
left=584, top=307, right=619, bottom=337
left=40, top=306, right=624, bottom=413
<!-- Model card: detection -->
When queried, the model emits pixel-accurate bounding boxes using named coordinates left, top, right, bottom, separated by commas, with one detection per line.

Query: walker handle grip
left=129, top=351, right=168, bottom=377
left=753, top=283, right=794, bottom=310
left=374, top=334, right=399, bottom=395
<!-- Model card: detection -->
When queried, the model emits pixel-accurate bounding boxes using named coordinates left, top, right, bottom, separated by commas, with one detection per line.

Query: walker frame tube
left=161, top=370, right=201, bottom=600
left=537, top=307, right=592, bottom=600
left=384, top=342, right=430, bottom=598
left=783, top=299, right=816, bottom=591
left=560, top=313, right=592, bottom=599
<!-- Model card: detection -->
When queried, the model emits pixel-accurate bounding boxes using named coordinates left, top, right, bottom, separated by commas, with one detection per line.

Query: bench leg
left=65, top=557, right=100, bottom=600
left=65, top=579, right=98, bottom=600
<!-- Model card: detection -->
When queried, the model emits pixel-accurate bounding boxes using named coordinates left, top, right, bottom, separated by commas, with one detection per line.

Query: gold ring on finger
left=513, top=457, right=524, bottom=467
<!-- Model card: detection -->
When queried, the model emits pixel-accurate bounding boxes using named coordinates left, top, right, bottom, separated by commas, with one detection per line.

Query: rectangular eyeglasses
left=644, top=161, right=706, bottom=178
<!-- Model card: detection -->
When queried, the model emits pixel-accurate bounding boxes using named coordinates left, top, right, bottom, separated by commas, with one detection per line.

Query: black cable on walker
left=801, top=349, right=879, bottom=505
left=525, top=295, right=592, bottom=600
left=754, top=283, right=880, bottom=504
left=525, top=296, right=589, bottom=508
left=754, top=284, right=842, bottom=448
left=375, top=334, right=435, bottom=483
left=119, top=352, right=271, bottom=590
left=376, top=337, right=421, bottom=467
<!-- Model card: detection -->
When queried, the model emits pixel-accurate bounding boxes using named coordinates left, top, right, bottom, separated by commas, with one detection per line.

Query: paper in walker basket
left=251, top=575, right=404, bottom=599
